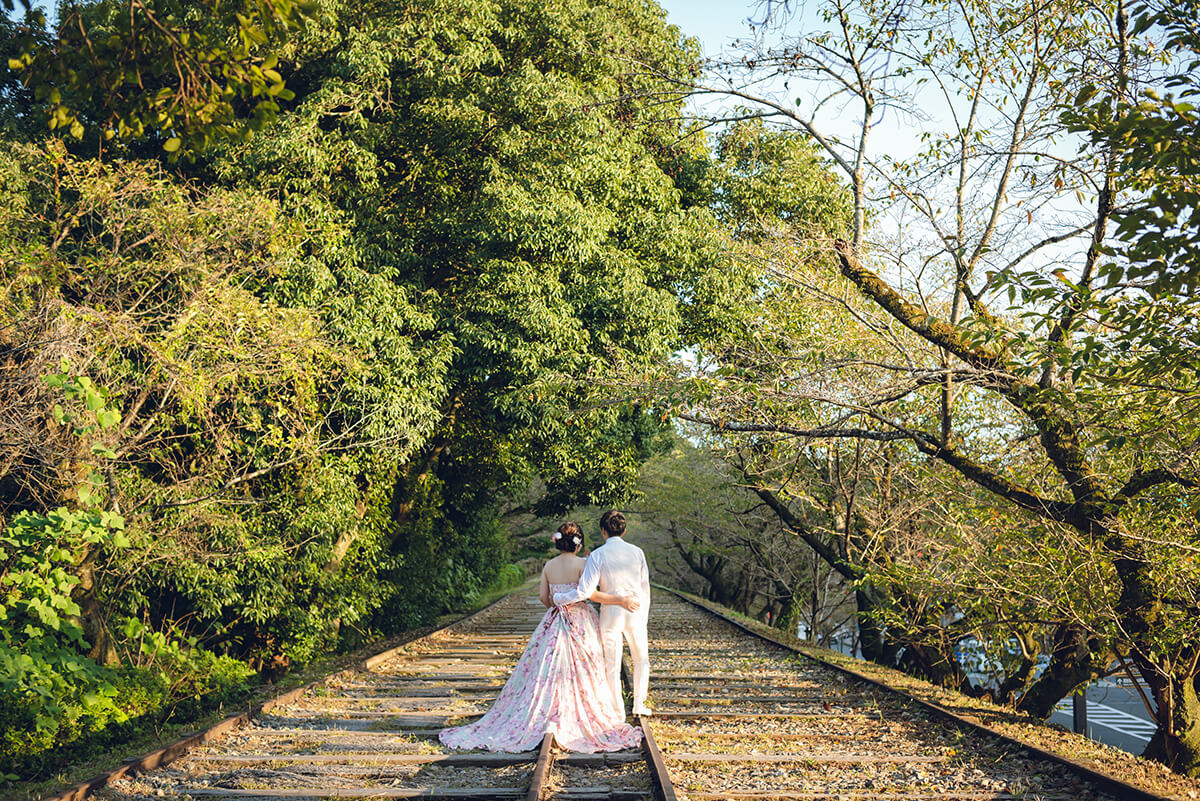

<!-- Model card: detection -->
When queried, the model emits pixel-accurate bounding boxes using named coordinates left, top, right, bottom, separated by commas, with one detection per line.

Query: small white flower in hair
left=552, top=531, right=562, bottom=541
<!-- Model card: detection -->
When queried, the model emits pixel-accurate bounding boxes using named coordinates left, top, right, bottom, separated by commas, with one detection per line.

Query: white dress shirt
left=553, top=536, right=650, bottom=608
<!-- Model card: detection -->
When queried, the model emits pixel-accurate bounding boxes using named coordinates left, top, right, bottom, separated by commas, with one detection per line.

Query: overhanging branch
left=832, top=239, right=1009, bottom=374
left=750, top=483, right=864, bottom=581
left=678, top=412, right=911, bottom=442
left=683, top=410, right=1072, bottom=523
left=1116, top=466, right=1200, bottom=503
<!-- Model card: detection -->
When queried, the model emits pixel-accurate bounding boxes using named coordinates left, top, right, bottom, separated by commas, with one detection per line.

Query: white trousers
left=597, top=604, right=650, bottom=716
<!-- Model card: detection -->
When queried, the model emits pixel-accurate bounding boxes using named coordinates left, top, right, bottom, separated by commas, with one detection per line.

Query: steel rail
left=525, top=732, right=555, bottom=801
left=622, top=659, right=678, bottom=801
left=46, top=588, right=672, bottom=801
left=637, top=712, right=678, bottom=801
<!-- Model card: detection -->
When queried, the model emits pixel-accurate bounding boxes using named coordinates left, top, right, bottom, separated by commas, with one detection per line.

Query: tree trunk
left=1142, top=671, right=1200, bottom=775
left=991, top=628, right=1040, bottom=706
left=855, top=586, right=901, bottom=664
left=73, top=560, right=119, bottom=666
left=775, top=590, right=797, bottom=634
left=808, top=550, right=820, bottom=643
left=324, top=496, right=368, bottom=573
left=1005, top=509, right=1200, bottom=771
left=1107, top=523, right=1200, bottom=775
left=898, top=639, right=964, bottom=690
left=387, top=435, right=450, bottom=546
left=669, top=525, right=741, bottom=607
left=389, top=395, right=460, bottom=540
left=1016, top=624, right=1108, bottom=717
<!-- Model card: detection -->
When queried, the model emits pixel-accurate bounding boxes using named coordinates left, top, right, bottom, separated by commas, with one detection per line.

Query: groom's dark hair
left=599, top=510, right=626, bottom=537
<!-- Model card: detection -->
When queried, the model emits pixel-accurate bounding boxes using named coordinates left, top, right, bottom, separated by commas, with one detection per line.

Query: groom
left=554, top=510, right=651, bottom=717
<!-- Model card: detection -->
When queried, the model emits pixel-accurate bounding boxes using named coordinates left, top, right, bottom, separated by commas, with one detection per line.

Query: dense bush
left=0, top=506, right=127, bottom=762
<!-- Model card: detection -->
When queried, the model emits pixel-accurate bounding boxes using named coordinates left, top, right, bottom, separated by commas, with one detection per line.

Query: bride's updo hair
left=553, top=522, right=584, bottom=552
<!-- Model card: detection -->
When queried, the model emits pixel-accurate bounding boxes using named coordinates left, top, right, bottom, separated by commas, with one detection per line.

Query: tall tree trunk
left=390, top=395, right=460, bottom=540
left=74, top=559, right=118, bottom=666
left=325, top=496, right=369, bottom=573
left=1142, top=673, right=1200, bottom=775
left=775, top=590, right=797, bottom=634
left=808, top=549, right=820, bottom=643
left=387, top=435, right=450, bottom=546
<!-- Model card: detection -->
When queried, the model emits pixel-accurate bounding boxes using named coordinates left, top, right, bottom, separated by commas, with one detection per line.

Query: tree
left=2, top=0, right=312, bottom=156
left=201, top=0, right=734, bottom=626
left=639, top=0, right=1200, bottom=774
left=636, top=437, right=837, bottom=630
left=1067, top=0, right=1200, bottom=296
left=0, top=0, right=740, bottom=775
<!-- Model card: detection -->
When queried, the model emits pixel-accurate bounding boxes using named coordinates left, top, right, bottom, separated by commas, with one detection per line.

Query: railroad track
left=92, top=590, right=659, bottom=801
left=642, top=589, right=1148, bottom=801
left=77, top=586, right=1166, bottom=801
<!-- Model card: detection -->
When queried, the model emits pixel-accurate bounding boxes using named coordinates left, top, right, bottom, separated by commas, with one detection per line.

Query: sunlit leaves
left=3, top=0, right=314, bottom=158
left=1065, top=0, right=1200, bottom=296
left=0, top=504, right=128, bottom=747
left=712, top=118, right=854, bottom=242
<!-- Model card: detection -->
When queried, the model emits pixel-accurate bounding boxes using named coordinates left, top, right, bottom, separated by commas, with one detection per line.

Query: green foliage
left=1065, top=0, right=1200, bottom=296
left=0, top=506, right=127, bottom=756
left=43, top=365, right=122, bottom=443
left=0, top=143, right=375, bottom=774
left=201, top=0, right=729, bottom=619
left=711, top=118, right=854, bottom=242
left=381, top=473, right=504, bottom=627
left=0, top=363, right=133, bottom=766
left=658, top=0, right=1200, bottom=769
left=3, top=0, right=314, bottom=157
left=0, top=0, right=730, bottom=781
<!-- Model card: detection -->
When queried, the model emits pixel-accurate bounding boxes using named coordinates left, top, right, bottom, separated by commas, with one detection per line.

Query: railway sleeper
left=60, top=586, right=1173, bottom=801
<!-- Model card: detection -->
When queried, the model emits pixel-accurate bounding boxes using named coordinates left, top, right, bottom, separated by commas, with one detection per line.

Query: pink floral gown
left=439, top=583, right=643, bottom=752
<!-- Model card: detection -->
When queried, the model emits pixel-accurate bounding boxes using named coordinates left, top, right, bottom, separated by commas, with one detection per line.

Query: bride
left=439, top=522, right=643, bottom=752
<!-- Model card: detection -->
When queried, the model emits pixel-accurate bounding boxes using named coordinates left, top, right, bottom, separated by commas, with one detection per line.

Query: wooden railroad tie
left=651, top=694, right=856, bottom=704
left=185, top=752, right=642, bottom=766
left=167, top=789, right=650, bottom=799
left=682, top=794, right=1082, bottom=800
left=650, top=711, right=874, bottom=720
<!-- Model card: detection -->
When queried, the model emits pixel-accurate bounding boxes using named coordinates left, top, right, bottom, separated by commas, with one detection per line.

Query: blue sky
left=657, top=0, right=762, bottom=58
left=653, top=0, right=944, bottom=161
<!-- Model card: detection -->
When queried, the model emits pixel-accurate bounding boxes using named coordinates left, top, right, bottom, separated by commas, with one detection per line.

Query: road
left=1048, top=677, right=1159, bottom=755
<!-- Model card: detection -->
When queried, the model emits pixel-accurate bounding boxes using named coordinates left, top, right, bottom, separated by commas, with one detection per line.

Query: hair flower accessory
left=552, top=531, right=562, bottom=541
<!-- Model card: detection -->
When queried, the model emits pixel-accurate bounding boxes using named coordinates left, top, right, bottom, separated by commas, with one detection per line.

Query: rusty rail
left=525, top=733, right=556, bottom=801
